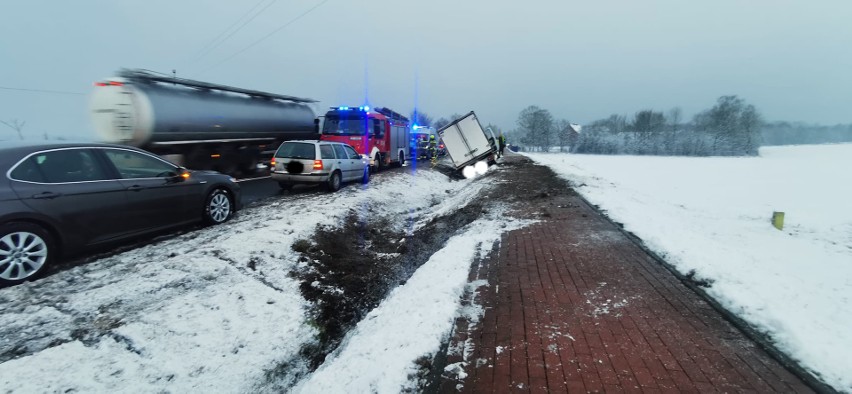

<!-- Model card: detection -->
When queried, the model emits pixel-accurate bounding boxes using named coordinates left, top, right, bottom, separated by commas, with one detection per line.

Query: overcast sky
left=2, top=0, right=851, bottom=140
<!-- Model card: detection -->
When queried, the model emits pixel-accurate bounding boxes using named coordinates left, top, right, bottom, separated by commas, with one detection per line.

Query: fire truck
left=320, top=106, right=410, bottom=172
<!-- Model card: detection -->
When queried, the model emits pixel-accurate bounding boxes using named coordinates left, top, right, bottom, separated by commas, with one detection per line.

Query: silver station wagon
left=270, top=140, right=370, bottom=192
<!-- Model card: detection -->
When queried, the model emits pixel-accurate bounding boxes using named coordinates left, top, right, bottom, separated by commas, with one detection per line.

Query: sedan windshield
left=322, top=114, right=367, bottom=136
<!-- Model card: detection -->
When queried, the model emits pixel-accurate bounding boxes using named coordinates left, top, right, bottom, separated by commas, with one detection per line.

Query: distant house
left=568, top=123, right=581, bottom=137
left=567, top=123, right=581, bottom=148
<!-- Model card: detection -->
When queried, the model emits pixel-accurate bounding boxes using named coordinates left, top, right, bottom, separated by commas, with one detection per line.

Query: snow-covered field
left=0, top=167, right=526, bottom=393
left=526, top=144, right=852, bottom=392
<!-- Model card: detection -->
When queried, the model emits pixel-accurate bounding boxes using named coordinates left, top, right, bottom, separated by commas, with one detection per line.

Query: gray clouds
left=1, top=0, right=850, bottom=140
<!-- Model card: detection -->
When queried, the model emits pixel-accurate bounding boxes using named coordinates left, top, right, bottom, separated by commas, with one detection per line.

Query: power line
left=193, top=0, right=268, bottom=60
left=0, top=86, right=85, bottom=95
left=201, top=0, right=331, bottom=75
left=192, top=0, right=278, bottom=64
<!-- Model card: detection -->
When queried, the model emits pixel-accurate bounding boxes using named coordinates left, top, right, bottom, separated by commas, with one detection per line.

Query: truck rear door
left=438, top=112, right=495, bottom=169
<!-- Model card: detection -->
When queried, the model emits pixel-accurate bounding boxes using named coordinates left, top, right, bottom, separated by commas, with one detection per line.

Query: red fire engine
left=320, top=106, right=410, bottom=172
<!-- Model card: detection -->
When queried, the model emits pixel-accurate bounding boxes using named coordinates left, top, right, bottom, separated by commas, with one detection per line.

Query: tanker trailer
left=89, top=69, right=319, bottom=175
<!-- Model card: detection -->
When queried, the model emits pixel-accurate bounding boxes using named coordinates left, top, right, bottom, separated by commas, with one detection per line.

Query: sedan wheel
left=0, top=223, right=52, bottom=285
left=204, top=188, right=233, bottom=224
left=327, top=171, right=342, bottom=192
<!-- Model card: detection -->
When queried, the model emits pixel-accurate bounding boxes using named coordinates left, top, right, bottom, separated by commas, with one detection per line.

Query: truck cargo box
left=437, top=111, right=496, bottom=170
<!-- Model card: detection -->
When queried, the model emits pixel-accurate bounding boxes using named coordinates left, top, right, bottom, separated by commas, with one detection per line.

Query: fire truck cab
left=320, top=106, right=410, bottom=172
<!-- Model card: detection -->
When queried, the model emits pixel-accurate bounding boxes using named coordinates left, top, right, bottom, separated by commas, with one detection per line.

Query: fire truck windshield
left=322, top=114, right=367, bottom=136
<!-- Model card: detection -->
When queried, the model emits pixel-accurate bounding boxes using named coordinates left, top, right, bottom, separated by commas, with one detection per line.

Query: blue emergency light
left=332, top=106, right=370, bottom=112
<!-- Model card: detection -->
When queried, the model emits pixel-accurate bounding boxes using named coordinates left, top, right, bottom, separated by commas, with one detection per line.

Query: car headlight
left=228, top=176, right=238, bottom=183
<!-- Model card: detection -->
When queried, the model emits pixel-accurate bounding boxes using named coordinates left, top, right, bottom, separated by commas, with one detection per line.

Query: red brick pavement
left=438, top=189, right=813, bottom=393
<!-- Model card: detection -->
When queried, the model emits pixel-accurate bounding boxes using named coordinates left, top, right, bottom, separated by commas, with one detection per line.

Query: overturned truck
left=437, top=111, right=498, bottom=175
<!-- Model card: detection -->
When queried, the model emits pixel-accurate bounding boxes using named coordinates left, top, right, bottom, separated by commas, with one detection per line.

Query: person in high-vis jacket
left=428, top=134, right=438, bottom=165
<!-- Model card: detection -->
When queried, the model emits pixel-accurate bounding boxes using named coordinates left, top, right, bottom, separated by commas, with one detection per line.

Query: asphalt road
left=236, top=176, right=283, bottom=207
left=236, top=160, right=436, bottom=207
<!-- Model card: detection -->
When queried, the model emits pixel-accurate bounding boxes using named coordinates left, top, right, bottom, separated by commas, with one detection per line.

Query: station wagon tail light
left=270, top=158, right=276, bottom=166
left=313, top=160, right=323, bottom=170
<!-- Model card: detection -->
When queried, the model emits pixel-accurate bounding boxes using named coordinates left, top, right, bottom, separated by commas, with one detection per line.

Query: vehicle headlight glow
left=462, top=165, right=476, bottom=179
left=474, top=161, right=488, bottom=175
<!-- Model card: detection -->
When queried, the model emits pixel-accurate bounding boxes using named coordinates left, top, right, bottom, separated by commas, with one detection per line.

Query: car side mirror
left=170, top=167, right=190, bottom=182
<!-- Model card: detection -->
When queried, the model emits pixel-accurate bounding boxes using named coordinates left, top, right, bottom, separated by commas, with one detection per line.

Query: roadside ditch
left=262, top=155, right=580, bottom=390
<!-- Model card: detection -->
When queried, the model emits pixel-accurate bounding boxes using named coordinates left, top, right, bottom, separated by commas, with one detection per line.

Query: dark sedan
left=0, top=142, right=241, bottom=285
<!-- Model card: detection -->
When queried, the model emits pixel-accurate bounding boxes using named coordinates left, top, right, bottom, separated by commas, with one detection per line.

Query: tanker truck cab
left=320, top=106, right=409, bottom=173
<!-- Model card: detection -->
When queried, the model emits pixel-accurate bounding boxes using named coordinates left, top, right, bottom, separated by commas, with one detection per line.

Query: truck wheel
left=237, top=146, right=260, bottom=176
left=239, top=158, right=259, bottom=177
left=214, top=161, right=238, bottom=177
left=372, top=154, right=383, bottom=173
left=0, top=222, right=54, bottom=286
left=326, top=171, right=342, bottom=192
left=398, top=151, right=405, bottom=167
left=204, top=188, right=233, bottom=225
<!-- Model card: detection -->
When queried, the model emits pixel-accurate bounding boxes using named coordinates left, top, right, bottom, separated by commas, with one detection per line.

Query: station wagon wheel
left=0, top=222, right=53, bottom=285
left=327, top=171, right=342, bottom=192
left=204, top=188, right=233, bottom=224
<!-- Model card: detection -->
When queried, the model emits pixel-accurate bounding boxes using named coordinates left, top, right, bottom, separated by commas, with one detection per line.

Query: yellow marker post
left=772, top=211, right=785, bottom=230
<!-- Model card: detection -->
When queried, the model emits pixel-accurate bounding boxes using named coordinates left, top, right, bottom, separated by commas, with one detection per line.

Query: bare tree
left=516, top=106, right=554, bottom=151
left=739, top=104, right=762, bottom=155
left=1, top=119, right=26, bottom=140
left=663, top=107, right=683, bottom=153
left=693, top=95, right=762, bottom=155
left=555, top=119, right=574, bottom=152
left=409, top=110, right=433, bottom=127
left=433, top=117, right=450, bottom=129
left=632, top=110, right=666, bottom=134
left=667, top=107, right=682, bottom=131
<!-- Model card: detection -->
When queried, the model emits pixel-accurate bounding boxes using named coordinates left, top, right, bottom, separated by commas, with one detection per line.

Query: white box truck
left=437, top=111, right=498, bottom=171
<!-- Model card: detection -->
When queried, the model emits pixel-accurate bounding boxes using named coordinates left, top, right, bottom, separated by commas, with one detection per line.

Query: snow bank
left=0, top=169, right=481, bottom=392
left=526, top=144, right=852, bottom=392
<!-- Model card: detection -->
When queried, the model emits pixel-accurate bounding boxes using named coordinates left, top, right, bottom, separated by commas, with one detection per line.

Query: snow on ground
left=294, top=213, right=531, bottom=393
left=0, top=168, right=485, bottom=393
left=526, top=144, right=852, bottom=392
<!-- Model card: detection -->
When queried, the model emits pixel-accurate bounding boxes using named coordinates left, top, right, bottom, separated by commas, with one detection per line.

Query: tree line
left=408, top=99, right=852, bottom=158
left=761, top=121, right=852, bottom=146
left=513, top=96, right=764, bottom=156
left=508, top=95, right=852, bottom=157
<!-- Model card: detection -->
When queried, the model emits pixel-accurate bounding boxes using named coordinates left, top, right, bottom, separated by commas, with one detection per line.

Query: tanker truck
left=89, top=69, right=319, bottom=175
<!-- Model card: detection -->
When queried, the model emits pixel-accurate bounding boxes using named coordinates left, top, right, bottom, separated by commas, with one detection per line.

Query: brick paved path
left=438, top=159, right=813, bottom=393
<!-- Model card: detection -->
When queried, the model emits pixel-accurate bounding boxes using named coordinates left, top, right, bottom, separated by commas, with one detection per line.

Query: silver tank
left=90, top=78, right=317, bottom=147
